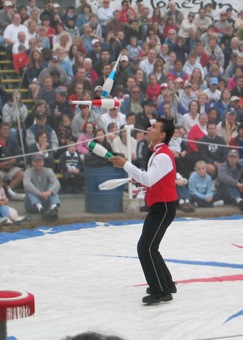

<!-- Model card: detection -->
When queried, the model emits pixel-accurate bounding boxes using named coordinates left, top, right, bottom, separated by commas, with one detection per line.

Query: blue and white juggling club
left=101, top=54, right=121, bottom=98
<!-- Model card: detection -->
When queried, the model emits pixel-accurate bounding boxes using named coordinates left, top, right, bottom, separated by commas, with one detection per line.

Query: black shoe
left=48, top=207, right=58, bottom=219
left=142, top=293, right=173, bottom=305
left=146, top=285, right=177, bottom=295
left=41, top=208, right=48, bottom=220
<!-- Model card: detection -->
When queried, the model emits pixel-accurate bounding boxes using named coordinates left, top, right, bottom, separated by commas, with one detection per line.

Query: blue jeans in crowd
left=24, top=191, right=61, bottom=213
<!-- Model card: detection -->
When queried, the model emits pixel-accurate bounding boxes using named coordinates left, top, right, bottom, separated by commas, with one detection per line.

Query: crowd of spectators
left=0, top=0, right=243, bottom=219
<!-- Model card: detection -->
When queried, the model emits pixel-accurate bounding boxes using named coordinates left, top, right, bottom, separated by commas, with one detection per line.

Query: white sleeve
left=124, top=153, right=173, bottom=187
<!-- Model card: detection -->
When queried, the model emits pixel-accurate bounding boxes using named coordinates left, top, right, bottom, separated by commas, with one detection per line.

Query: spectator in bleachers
left=40, top=0, right=55, bottom=28
left=139, top=48, right=156, bottom=80
left=3, top=12, right=28, bottom=57
left=157, top=43, right=169, bottom=62
left=145, top=73, right=161, bottom=104
left=26, top=111, right=59, bottom=152
left=213, top=88, right=231, bottom=122
left=229, top=96, right=243, bottom=122
left=182, top=100, right=200, bottom=134
left=12, top=30, right=28, bottom=54
left=71, top=104, right=99, bottom=139
left=2, top=91, right=28, bottom=138
left=53, top=31, right=72, bottom=57
left=111, top=124, right=137, bottom=161
left=24, top=8, right=40, bottom=27
left=229, top=122, right=243, bottom=164
left=26, top=50, right=47, bottom=96
left=217, top=149, right=243, bottom=211
left=36, top=25, right=50, bottom=49
left=135, top=98, right=157, bottom=131
left=198, top=92, right=211, bottom=114
left=0, top=122, right=25, bottom=200
left=36, top=74, right=56, bottom=107
left=41, top=15, right=55, bottom=47
left=27, top=130, right=55, bottom=168
left=0, top=2, right=14, bottom=45
left=24, top=99, right=51, bottom=129
left=194, top=7, right=212, bottom=39
left=12, top=44, right=29, bottom=75
left=189, top=68, right=207, bottom=91
left=203, top=77, right=221, bottom=106
left=198, top=121, right=228, bottom=178
left=97, top=0, right=113, bottom=38
left=231, top=75, right=243, bottom=99
left=183, top=51, right=204, bottom=78
left=188, top=160, right=224, bottom=207
left=25, top=19, right=37, bottom=42
left=157, top=89, right=186, bottom=117
left=179, top=82, right=196, bottom=112
left=215, top=11, right=229, bottom=40
left=77, top=121, right=96, bottom=160
left=166, top=1, right=184, bottom=29
left=54, top=47, right=73, bottom=79
left=59, top=141, right=84, bottom=194
left=68, top=67, right=93, bottom=96
left=37, top=55, right=71, bottom=90
left=167, top=58, right=189, bottom=82
left=216, top=109, right=239, bottom=144
left=164, top=28, right=177, bottom=50
left=178, top=11, right=196, bottom=39
left=98, top=106, right=126, bottom=133
left=194, top=42, right=210, bottom=68
left=204, top=35, right=225, bottom=70
left=23, top=152, right=61, bottom=219
left=106, top=10, right=125, bottom=37
left=163, top=50, right=177, bottom=75
left=57, top=114, right=73, bottom=153
left=120, top=85, right=143, bottom=116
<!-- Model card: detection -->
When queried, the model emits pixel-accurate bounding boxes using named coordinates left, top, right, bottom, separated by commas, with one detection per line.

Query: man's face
left=18, top=32, right=26, bottom=42
left=199, top=9, right=205, bottom=18
left=196, top=44, right=203, bottom=55
left=103, top=0, right=110, bottom=8
left=13, top=14, right=21, bottom=25
left=0, top=125, right=10, bottom=138
left=56, top=93, right=66, bottom=103
left=207, top=124, right=216, bottom=138
left=109, top=107, right=118, bottom=118
left=103, top=65, right=111, bottom=76
left=226, top=113, right=236, bottom=124
left=174, top=61, right=182, bottom=72
left=77, top=68, right=86, bottom=79
left=147, top=121, right=165, bottom=145
left=126, top=115, right=136, bottom=125
left=43, top=78, right=53, bottom=89
left=36, top=117, right=47, bottom=128
left=237, top=78, right=243, bottom=88
left=101, top=51, right=110, bottom=62
left=148, top=50, right=156, bottom=63
left=114, top=11, right=120, bottom=20
left=32, top=158, right=44, bottom=171
left=227, top=154, right=239, bottom=166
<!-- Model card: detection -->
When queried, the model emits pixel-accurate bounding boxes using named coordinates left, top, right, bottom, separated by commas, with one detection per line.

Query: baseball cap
left=35, top=112, right=47, bottom=119
left=120, top=55, right=129, bottom=62
left=53, top=3, right=60, bottom=8
left=220, top=11, right=227, bottom=16
left=4, top=1, right=12, bottom=6
left=184, top=81, right=192, bottom=88
left=130, top=57, right=140, bottom=64
left=228, top=149, right=239, bottom=157
left=210, top=77, right=219, bottom=85
left=142, top=98, right=155, bottom=107
left=230, top=96, right=240, bottom=102
left=227, top=109, right=236, bottom=115
left=160, top=83, right=168, bottom=88
left=91, top=39, right=100, bottom=46
left=32, top=153, right=45, bottom=161
left=56, top=86, right=67, bottom=95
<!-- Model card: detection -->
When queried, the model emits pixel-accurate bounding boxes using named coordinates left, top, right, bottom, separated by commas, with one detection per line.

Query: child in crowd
left=176, top=173, right=195, bottom=212
left=13, top=44, right=29, bottom=75
left=77, top=122, right=96, bottom=160
left=188, top=160, right=224, bottom=207
left=0, top=176, right=31, bottom=225
left=57, top=115, right=73, bottom=150
left=59, top=142, right=84, bottom=194
left=127, top=36, right=142, bottom=59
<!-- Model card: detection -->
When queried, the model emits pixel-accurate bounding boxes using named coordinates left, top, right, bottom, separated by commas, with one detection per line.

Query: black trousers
left=137, top=201, right=177, bottom=295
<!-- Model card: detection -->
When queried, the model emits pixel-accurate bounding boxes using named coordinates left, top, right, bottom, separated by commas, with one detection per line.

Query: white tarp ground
left=0, top=218, right=243, bottom=340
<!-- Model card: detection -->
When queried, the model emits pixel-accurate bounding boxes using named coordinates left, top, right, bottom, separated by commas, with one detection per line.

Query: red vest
left=145, top=144, right=178, bottom=207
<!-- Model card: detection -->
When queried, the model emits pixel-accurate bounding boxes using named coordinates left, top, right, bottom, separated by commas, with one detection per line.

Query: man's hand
left=38, top=190, right=52, bottom=200
left=109, top=156, right=127, bottom=168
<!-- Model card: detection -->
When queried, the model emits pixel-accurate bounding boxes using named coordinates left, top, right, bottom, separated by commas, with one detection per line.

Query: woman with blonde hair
left=189, top=67, right=207, bottom=91
left=53, top=31, right=72, bottom=56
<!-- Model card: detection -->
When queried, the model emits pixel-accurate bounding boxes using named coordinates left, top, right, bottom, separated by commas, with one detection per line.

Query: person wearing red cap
left=109, top=118, right=178, bottom=305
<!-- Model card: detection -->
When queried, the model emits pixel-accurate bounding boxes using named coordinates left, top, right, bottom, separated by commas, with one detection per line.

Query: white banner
left=78, top=0, right=242, bottom=19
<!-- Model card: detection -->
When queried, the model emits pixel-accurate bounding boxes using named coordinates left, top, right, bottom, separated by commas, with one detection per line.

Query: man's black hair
left=157, top=117, right=175, bottom=145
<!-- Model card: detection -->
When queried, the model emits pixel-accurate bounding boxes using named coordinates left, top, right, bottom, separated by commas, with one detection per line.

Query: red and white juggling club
left=101, top=54, right=121, bottom=98
left=71, top=99, right=121, bottom=109
left=99, top=178, right=132, bottom=190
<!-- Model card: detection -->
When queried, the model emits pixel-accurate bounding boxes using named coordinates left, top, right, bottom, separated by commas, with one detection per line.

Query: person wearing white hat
left=0, top=1, right=14, bottom=43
